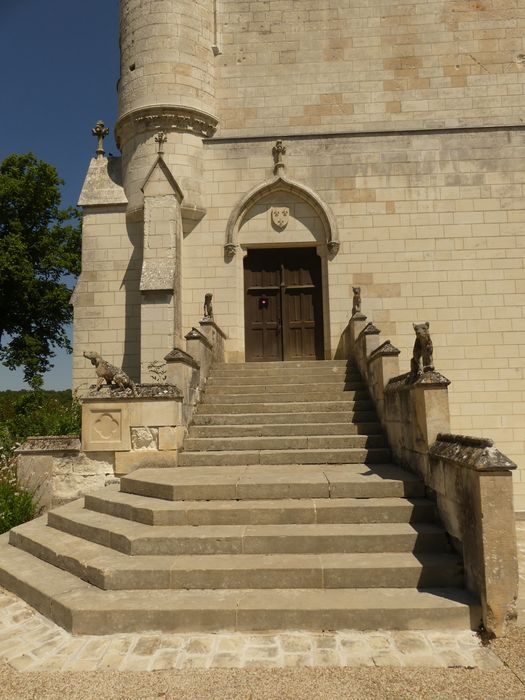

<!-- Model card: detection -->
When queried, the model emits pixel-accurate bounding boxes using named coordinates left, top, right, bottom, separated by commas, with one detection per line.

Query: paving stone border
left=0, top=589, right=502, bottom=673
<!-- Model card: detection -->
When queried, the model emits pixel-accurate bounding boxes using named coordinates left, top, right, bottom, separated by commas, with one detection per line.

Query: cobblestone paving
left=0, top=589, right=502, bottom=673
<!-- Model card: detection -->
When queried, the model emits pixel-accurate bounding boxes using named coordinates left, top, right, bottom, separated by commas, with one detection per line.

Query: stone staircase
left=0, top=360, right=480, bottom=634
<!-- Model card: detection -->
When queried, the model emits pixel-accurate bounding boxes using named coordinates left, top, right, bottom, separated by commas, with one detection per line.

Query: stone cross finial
left=272, top=140, right=287, bottom=175
left=155, top=131, right=168, bottom=155
left=92, top=120, right=109, bottom=159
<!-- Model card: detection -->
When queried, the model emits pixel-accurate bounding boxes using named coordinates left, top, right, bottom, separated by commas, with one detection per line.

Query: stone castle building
left=73, top=1, right=525, bottom=508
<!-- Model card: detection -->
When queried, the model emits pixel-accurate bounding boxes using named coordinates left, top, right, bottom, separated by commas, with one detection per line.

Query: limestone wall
left=178, top=128, right=525, bottom=506
left=72, top=206, right=142, bottom=388
left=216, top=0, right=525, bottom=137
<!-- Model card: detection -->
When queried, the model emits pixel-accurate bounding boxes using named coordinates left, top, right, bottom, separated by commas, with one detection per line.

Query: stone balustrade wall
left=347, top=312, right=519, bottom=637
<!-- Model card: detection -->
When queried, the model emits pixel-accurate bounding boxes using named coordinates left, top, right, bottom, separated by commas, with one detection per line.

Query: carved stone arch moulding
left=224, top=175, right=340, bottom=259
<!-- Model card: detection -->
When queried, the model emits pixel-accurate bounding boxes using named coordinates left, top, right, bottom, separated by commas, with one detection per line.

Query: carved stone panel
left=82, top=404, right=131, bottom=453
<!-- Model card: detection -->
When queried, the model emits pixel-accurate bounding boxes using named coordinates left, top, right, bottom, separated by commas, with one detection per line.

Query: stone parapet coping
left=431, top=433, right=517, bottom=472
left=185, top=327, right=213, bottom=350
left=15, top=435, right=81, bottom=455
left=368, top=340, right=401, bottom=363
left=80, top=384, right=182, bottom=402
left=200, top=318, right=228, bottom=339
left=164, top=348, right=200, bottom=370
left=385, top=370, right=451, bottom=391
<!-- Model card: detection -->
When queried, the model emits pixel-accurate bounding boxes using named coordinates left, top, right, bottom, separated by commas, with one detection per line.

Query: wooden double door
left=244, top=248, right=324, bottom=362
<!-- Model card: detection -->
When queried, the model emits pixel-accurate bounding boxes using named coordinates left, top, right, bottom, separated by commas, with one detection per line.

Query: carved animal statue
left=203, top=292, right=214, bottom=319
left=411, top=322, right=434, bottom=376
left=352, top=287, right=361, bottom=315
left=83, top=351, right=137, bottom=396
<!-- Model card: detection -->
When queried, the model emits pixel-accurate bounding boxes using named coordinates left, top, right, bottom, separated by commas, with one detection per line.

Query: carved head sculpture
left=83, top=350, right=101, bottom=367
left=413, top=321, right=431, bottom=343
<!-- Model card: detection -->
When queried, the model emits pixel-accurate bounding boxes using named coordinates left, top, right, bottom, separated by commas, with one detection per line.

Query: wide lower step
left=44, top=504, right=448, bottom=556
left=184, top=435, right=387, bottom=452
left=189, top=423, right=384, bottom=438
left=10, top=521, right=463, bottom=590
left=192, top=411, right=379, bottom=426
left=85, top=486, right=435, bottom=526
left=0, top=540, right=480, bottom=634
left=178, top=448, right=392, bottom=467
left=198, top=400, right=375, bottom=415
left=120, top=465, right=424, bottom=501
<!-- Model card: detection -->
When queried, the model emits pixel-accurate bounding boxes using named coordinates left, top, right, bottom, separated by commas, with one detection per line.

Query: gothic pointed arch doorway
left=244, top=247, right=324, bottom=362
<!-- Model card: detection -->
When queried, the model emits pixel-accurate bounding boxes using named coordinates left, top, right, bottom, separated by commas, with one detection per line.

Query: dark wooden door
left=244, top=248, right=323, bottom=362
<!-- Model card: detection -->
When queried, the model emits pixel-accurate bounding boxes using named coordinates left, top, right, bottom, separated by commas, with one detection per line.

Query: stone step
left=214, top=361, right=350, bottom=371
left=207, top=373, right=361, bottom=386
left=201, top=391, right=371, bottom=405
left=177, top=447, right=392, bottom=467
left=204, top=382, right=366, bottom=395
left=45, top=503, right=449, bottom=556
left=197, top=400, right=374, bottom=414
left=184, top=435, right=388, bottom=452
left=191, top=411, right=379, bottom=426
left=10, top=521, right=463, bottom=591
left=85, top=486, right=437, bottom=527
left=121, top=465, right=424, bottom=501
left=189, top=423, right=384, bottom=438
left=0, top=537, right=480, bottom=634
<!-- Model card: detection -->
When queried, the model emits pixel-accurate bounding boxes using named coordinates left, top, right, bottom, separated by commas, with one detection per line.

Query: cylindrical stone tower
left=116, top=0, right=217, bottom=215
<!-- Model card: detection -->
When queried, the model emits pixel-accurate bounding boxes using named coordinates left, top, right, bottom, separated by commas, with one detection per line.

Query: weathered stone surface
left=131, top=427, right=159, bottom=451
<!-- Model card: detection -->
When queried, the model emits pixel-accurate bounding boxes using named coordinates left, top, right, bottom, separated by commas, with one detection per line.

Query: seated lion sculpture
left=410, top=322, right=434, bottom=376
left=83, top=351, right=137, bottom=396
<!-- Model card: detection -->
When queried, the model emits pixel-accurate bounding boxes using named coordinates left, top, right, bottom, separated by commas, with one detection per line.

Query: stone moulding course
left=224, top=174, right=340, bottom=258
left=115, top=105, right=219, bottom=147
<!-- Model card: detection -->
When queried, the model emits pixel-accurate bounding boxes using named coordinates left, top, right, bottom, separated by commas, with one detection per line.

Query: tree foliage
left=0, top=153, right=81, bottom=387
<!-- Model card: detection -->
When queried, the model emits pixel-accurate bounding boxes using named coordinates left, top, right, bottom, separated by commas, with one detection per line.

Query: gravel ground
left=2, top=651, right=525, bottom=700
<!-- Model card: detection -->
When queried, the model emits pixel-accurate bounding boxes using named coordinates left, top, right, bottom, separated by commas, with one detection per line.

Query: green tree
left=0, top=153, right=81, bottom=387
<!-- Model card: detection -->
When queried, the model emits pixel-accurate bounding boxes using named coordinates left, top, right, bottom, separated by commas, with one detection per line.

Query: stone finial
left=155, top=131, right=168, bottom=155
left=92, top=120, right=110, bottom=159
left=411, top=322, right=434, bottom=377
left=272, top=140, right=287, bottom=175
left=203, top=292, right=214, bottom=320
left=352, top=287, right=362, bottom=316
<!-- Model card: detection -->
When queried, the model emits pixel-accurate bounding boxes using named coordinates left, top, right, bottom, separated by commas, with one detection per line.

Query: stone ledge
left=16, top=436, right=81, bottom=455
left=431, top=435, right=517, bottom=473
left=386, top=370, right=451, bottom=391
left=81, top=384, right=182, bottom=401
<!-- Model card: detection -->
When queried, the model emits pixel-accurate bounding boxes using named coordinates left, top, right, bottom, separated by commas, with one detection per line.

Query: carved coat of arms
left=271, top=207, right=289, bottom=230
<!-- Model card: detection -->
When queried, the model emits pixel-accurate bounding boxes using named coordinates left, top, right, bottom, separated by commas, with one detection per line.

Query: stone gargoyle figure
left=410, top=322, right=435, bottom=376
left=203, top=292, right=214, bottom=319
left=83, top=351, right=137, bottom=396
left=352, top=287, right=362, bottom=316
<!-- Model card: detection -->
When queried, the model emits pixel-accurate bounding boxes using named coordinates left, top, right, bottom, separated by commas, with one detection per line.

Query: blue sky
left=0, top=0, right=120, bottom=390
